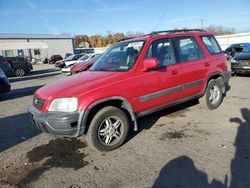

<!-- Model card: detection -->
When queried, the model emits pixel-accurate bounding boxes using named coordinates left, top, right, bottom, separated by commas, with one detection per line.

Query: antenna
left=152, top=13, right=165, bottom=32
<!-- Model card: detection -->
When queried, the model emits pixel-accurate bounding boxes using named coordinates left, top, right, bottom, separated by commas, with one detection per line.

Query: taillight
left=3, top=60, right=11, bottom=67
left=3, top=60, right=9, bottom=65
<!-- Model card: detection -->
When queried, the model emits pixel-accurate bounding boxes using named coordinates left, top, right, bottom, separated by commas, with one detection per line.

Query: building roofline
left=0, top=33, right=73, bottom=39
left=215, top=32, right=250, bottom=38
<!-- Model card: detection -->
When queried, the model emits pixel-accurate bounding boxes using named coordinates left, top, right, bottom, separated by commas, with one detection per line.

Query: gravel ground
left=0, top=65, right=249, bottom=188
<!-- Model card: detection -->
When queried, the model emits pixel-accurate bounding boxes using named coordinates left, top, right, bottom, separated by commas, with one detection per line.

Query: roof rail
left=118, top=37, right=137, bottom=42
left=149, top=29, right=206, bottom=36
left=117, top=29, right=206, bottom=42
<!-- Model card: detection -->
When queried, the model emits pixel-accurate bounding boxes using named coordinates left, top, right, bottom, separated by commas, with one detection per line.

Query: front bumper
left=28, top=105, right=85, bottom=137
left=231, top=63, right=250, bottom=74
left=0, top=78, right=10, bottom=94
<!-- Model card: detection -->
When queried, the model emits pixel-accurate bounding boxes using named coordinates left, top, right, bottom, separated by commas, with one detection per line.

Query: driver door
left=133, top=38, right=183, bottom=114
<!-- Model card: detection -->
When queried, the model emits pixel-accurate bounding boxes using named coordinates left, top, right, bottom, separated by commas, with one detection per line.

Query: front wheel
left=86, top=106, right=129, bottom=152
left=15, top=67, right=26, bottom=77
left=201, top=79, right=223, bottom=110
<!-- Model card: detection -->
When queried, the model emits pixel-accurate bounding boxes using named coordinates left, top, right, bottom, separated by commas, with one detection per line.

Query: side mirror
left=142, top=58, right=159, bottom=71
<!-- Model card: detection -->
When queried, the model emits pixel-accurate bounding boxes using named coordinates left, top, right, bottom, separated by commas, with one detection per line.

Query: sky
left=0, top=0, right=249, bottom=36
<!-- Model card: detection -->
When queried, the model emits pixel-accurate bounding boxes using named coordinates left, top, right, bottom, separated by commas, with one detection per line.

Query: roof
left=121, top=29, right=210, bottom=43
left=0, top=33, right=73, bottom=39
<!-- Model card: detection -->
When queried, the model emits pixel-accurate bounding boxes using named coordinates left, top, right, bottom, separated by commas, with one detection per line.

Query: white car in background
left=61, top=53, right=101, bottom=75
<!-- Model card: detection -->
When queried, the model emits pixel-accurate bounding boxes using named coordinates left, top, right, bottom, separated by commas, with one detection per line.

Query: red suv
left=29, top=29, right=230, bottom=152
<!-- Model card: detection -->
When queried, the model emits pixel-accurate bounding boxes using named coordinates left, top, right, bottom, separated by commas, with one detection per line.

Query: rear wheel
left=201, top=79, right=223, bottom=110
left=14, top=67, right=26, bottom=77
left=86, top=106, right=129, bottom=152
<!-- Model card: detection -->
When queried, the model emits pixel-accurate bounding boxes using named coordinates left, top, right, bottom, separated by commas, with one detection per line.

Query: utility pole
left=200, top=19, right=204, bottom=29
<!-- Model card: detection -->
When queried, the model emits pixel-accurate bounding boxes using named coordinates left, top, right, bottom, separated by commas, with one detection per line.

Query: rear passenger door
left=173, top=36, right=208, bottom=98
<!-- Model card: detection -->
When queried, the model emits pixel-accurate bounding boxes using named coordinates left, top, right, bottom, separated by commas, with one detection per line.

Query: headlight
left=231, top=59, right=237, bottom=63
left=48, top=97, right=78, bottom=112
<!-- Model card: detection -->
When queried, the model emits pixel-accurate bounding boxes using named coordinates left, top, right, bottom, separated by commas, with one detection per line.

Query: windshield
left=79, top=55, right=90, bottom=61
left=89, top=41, right=144, bottom=72
left=65, top=54, right=75, bottom=61
left=91, top=54, right=102, bottom=61
left=243, top=43, right=250, bottom=53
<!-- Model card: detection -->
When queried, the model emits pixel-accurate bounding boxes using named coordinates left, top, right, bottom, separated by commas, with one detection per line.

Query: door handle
left=171, top=70, right=178, bottom=75
left=205, top=62, right=210, bottom=67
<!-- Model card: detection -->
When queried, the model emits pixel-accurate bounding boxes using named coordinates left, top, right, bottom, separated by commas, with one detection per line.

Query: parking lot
left=0, top=64, right=250, bottom=188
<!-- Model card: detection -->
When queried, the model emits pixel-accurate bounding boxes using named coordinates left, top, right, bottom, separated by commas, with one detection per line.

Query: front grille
left=33, top=96, right=45, bottom=110
left=239, top=60, right=250, bottom=66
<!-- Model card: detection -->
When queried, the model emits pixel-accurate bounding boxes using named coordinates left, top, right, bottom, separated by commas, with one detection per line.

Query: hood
left=72, top=61, right=94, bottom=72
left=55, top=59, right=64, bottom=64
left=234, top=52, right=250, bottom=60
left=65, top=60, right=78, bottom=67
left=36, top=71, right=126, bottom=100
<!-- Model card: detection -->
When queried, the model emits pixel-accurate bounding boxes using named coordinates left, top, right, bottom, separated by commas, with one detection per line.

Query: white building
left=215, top=32, right=250, bottom=50
left=0, top=34, right=74, bottom=59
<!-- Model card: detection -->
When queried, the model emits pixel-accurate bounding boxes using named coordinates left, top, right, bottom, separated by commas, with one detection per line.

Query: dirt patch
left=0, top=138, right=89, bottom=187
left=193, top=129, right=211, bottom=136
left=160, top=129, right=189, bottom=141
left=230, top=96, right=250, bottom=100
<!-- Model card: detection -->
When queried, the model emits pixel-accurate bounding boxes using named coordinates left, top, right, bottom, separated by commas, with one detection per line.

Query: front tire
left=201, top=79, right=223, bottom=110
left=86, top=106, right=129, bottom=152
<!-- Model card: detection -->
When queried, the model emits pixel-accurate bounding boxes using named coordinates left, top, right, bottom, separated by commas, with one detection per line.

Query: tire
left=14, top=67, right=26, bottom=77
left=201, top=79, right=223, bottom=110
left=86, top=106, right=129, bottom=152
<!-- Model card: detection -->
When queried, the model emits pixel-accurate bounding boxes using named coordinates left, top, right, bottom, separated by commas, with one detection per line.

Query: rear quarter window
left=201, top=36, right=222, bottom=55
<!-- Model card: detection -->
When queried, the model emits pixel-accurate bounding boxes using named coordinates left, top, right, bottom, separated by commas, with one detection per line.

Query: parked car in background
left=231, top=43, right=250, bottom=75
left=29, top=29, right=230, bottom=152
left=62, top=53, right=101, bottom=75
left=49, top=55, right=63, bottom=64
left=55, top=54, right=85, bottom=69
left=70, top=54, right=102, bottom=75
left=5, top=56, right=33, bottom=77
left=0, top=68, right=11, bottom=95
left=64, top=53, right=73, bottom=59
left=224, top=43, right=245, bottom=60
left=0, top=56, right=14, bottom=77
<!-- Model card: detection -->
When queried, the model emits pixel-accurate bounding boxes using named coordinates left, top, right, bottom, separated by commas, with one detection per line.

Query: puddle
left=0, top=138, right=89, bottom=187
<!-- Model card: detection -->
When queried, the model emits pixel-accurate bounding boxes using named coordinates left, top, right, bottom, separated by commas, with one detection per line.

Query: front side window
left=4, top=50, right=14, bottom=57
left=90, top=41, right=144, bottom=72
left=201, top=36, right=222, bottom=54
left=173, top=37, right=204, bottom=63
left=34, top=49, right=40, bottom=55
left=146, top=38, right=176, bottom=66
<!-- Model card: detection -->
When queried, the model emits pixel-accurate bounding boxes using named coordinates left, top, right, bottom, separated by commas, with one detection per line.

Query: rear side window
left=201, top=36, right=222, bottom=54
left=173, top=37, right=204, bottom=63
left=145, top=38, right=176, bottom=66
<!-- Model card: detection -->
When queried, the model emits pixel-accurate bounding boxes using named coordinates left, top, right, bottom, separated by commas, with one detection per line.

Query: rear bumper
left=221, top=70, right=231, bottom=82
left=28, top=105, right=86, bottom=137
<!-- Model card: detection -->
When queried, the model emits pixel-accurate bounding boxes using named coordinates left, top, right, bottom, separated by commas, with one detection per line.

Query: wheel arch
left=81, top=97, right=137, bottom=134
left=203, top=72, right=224, bottom=94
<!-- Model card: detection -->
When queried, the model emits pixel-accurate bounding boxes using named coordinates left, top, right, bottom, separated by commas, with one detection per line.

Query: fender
left=80, top=96, right=138, bottom=134
left=204, top=70, right=231, bottom=94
